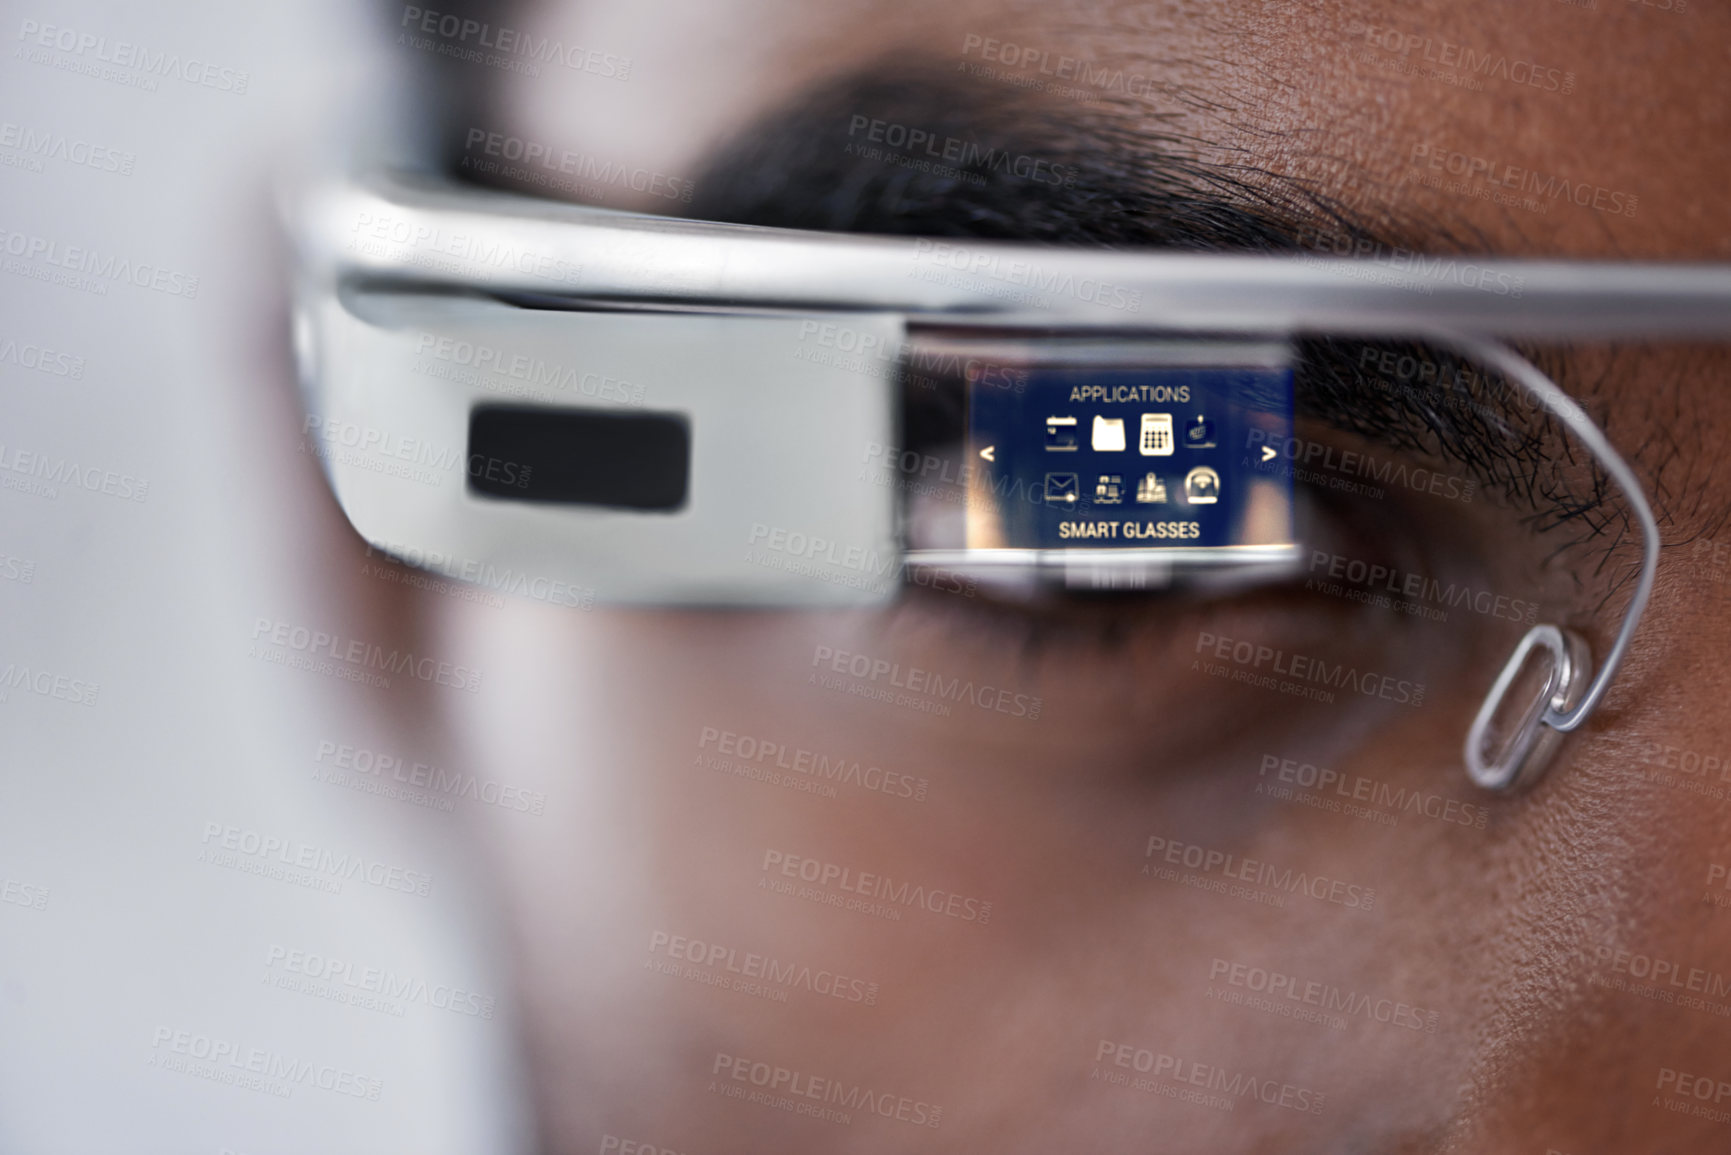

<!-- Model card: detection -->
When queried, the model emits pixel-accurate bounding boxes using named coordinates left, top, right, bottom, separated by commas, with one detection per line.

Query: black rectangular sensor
left=467, top=404, right=690, bottom=510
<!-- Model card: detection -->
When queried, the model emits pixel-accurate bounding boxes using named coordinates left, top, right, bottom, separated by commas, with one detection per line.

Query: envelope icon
left=1044, top=472, right=1080, bottom=504
left=1091, top=415, right=1127, bottom=452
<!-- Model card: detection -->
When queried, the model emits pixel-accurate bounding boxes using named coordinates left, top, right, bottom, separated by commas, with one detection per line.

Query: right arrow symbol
left=1261, top=445, right=1277, bottom=462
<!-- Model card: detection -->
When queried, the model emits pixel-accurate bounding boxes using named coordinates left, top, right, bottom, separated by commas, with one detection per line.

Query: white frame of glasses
left=294, top=172, right=1713, bottom=790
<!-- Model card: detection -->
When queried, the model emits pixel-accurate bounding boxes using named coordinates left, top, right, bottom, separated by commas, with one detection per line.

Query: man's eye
left=889, top=413, right=1538, bottom=767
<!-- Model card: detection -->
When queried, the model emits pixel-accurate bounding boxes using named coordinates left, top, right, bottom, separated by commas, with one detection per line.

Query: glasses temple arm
left=1423, top=331, right=1660, bottom=734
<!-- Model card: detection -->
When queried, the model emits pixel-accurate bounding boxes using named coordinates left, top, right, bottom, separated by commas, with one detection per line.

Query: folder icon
left=1091, top=415, right=1127, bottom=452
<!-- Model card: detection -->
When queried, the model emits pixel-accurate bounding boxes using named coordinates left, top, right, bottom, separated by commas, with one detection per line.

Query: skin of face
left=382, top=1, right=1731, bottom=1151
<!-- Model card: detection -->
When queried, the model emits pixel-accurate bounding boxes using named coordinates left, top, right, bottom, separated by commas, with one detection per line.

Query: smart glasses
left=290, top=172, right=1731, bottom=791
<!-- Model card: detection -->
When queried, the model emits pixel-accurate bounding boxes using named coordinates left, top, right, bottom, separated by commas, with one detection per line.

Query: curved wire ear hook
left=1424, top=333, right=1660, bottom=791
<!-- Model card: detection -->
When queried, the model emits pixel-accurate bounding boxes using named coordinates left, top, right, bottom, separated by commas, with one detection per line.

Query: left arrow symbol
left=980, top=446, right=996, bottom=461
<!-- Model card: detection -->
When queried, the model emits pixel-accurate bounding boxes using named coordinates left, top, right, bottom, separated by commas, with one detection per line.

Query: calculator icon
left=1139, top=413, right=1175, bottom=456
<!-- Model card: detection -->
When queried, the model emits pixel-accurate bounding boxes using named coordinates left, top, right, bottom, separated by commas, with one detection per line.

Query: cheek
left=450, top=603, right=1494, bottom=1147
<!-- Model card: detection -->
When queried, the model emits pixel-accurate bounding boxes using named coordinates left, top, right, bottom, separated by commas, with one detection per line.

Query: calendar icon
left=1139, top=413, right=1175, bottom=456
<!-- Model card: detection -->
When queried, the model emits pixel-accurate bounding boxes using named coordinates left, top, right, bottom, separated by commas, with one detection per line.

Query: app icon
left=1045, top=416, right=1079, bottom=451
left=1044, top=472, right=1080, bottom=504
left=1184, top=465, right=1221, bottom=505
left=1184, top=414, right=1217, bottom=448
left=1139, top=413, right=1174, bottom=456
left=1095, top=474, right=1123, bottom=504
left=1135, top=473, right=1167, bottom=503
left=1091, top=415, right=1127, bottom=452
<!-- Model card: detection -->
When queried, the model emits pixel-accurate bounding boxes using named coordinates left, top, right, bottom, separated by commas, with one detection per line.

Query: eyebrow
left=679, top=64, right=1619, bottom=549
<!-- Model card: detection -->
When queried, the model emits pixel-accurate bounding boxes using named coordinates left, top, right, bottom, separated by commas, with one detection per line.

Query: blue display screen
left=964, top=362, right=1294, bottom=551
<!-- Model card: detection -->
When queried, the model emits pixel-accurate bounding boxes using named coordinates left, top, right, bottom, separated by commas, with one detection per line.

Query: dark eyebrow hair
left=682, top=64, right=1629, bottom=560
left=686, top=66, right=1449, bottom=250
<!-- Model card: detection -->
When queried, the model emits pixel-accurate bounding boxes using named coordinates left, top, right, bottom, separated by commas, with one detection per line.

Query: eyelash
left=884, top=343, right=1586, bottom=739
left=1296, top=338, right=1617, bottom=548
left=891, top=431, right=1503, bottom=715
